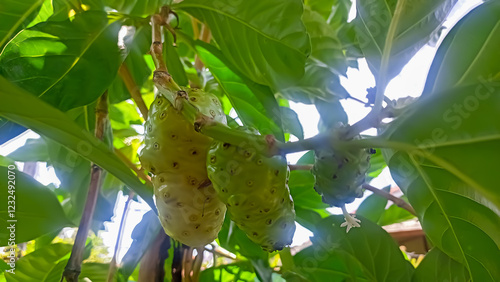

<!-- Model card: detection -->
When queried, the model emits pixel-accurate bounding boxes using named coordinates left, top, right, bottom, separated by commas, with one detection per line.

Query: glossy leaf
left=193, top=41, right=284, bottom=139
left=164, top=30, right=189, bottom=87
left=4, top=243, right=72, bottom=282
left=289, top=170, right=328, bottom=211
left=104, top=0, right=169, bottom=17
left=0, top=167, right=73, bottom=246
left=294, top=215, right=413, bottom=281
left=0, top=11, right=123, bottom=111
left=423, top=1, right=500, bottom=94
left=280, top=107, right=304, bottom=140
left=0, top=0, right=44, bottom=48
left=7, top=138, right=49, bottom=162
left=200, top=262, right=257, bottom=281
left=175, top=0, right=311, bottom=89
left=382, top=83, right=500, bottom=280
left=354, top=0, right=457, bottom=79
left=120, top=210, right=163, bottom=280
left=356, top=186, right=390, bottom=223
left=413, top=248, right=470, bottom=282
left=377, top=197, right=416, bottom=226
left=0, top=76, right=155, bottom=211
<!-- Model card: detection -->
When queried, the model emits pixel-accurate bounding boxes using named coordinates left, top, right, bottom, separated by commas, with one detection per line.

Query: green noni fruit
left=139, top=88, right=227, bottom=247
left=206, top=127, right=296, bottom=252
left=312, top=133, right=371, bottom=207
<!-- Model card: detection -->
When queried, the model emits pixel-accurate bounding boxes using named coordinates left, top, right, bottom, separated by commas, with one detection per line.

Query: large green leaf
left=0, top=11, right=122, bottom=111
left=380, top=83, right=500, bottom=280
left=0, top=76, right=155, bottom=211
left=423, top=1, right=500, bottom=94
left=0, top=167, right=72, bottom=246
left=4, top=243, right=72, bottom=282
left=0, top=0, right=44, bottom=48
left=413, top=248, right=470, bottom=282
left=356, top=186, right=390, bottom=223
left=377, top=197, right=416, bottom=226
left=294, top=215, right=413, bottom=281
left=354, top=0, right=457, bottom=79
left=7, top=138, right=49, bottom=162
left=104, top=0, right=169, bottom=17
left=192, top=41, right=284, bottom=139
left=175, top=0, right=311, bottom=89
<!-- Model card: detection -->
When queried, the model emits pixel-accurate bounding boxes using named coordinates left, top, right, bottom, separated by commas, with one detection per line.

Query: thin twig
left=362, top=183, right=417, bottom=216
left=107, top=191, right=134, bottom=282
left=62, top=92, right=109, bottom=282
left=204, top=247, right=236, bottom=260
left=118, top=64, right=149, bottom=120
left=114, top=148, right=152, bottom=187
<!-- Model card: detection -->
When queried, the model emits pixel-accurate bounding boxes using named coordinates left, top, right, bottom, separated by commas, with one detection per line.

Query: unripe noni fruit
left=140, top=88, right=227, bottom=247
left=207, top=127, right=296, bottom=252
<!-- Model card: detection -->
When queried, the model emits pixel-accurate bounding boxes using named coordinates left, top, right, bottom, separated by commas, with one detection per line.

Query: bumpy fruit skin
left=139, top=88, right=227, bottom=247
left=312, top=137, right=371, bottom=207
left=207, top=128, right=296, bottom=252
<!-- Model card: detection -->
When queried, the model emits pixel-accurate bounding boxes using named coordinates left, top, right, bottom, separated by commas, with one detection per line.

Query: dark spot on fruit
left=171, top=134, right=177, bottom=140
left=147, top=124, right=152, bottom=132
left=223, top=143, right=231, bottom=149
left=153, top=142, right=160, bottom=150
left=189, top=214, right=198, bottom=221
left=190, top=97, right=197, bottom=102
left=210, top=156, right=216, bottom=163
left=234, top=202, right=240, bottom=206
left=150, top=167, right=156, bottom=173
left=344, top=158, right=349, bottom=163
left=282, top=223, right=287, bottom=229
left=159, top=177, right=165, bottom=182
left=221, top=188, right=227, bottom=193
left=274, top=170, right=279, bottom=176
left=245, top=215, right=250, bottom=219
left=210, top=110, right=216, bottom=117
left=333, top=174, right=338, bottom=179
left=190, top=148, right=198, bottom=155
left=165, top=214, right=172, bottom=220
left=250, top=202, right=256, bottom=207
left=270, top=188, right=276, bottom=194
left=281, top=198, right=285, bottom=204
left=215, top=209, right=221, bottom=216
left=240, top=222, right=245, bottom=227
left=264, top=208, right=270, bottom=213
left=227, top=203, right=232, bottom=207
left=195, top=224, right=200, bottom=229
left=247, top=180, right=253, bottom=186
left=252, top=232, right=258, bottom=237
left=173, top=162, right=179, bottom=169
left=177, top=202, right=183, bottom=207
left=266, top=219, right=272, bottom=225
left=182, top=231, right=189, bottom=237
left=163, top=192, right=170, bottom=199
left=188, top=177, right=197, bottom=186
left=159, top=111, right=166, bottom=120
left=157, top=98, right=163, bottom=105
left=257, top=159, right=263, bottom=165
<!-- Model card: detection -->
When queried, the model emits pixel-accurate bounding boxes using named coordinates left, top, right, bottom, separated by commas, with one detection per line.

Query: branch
left=118, top=64, right=149, bottom=120
left=362, top=183, right=417, bottom=216
left=62, top=92, right=109, bottom=282
left=288, top=164, right=313, bottom=171
left=204, top=246, right=237, bottom=260
left=114, top=147, right=152, bottom=187
left=191, top=247, right=204, bottom=282
left=107, top=192, right=134, bottom=282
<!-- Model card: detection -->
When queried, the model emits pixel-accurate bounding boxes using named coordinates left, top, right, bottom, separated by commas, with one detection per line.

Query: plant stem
left=288, top=164, right=313, bottom=171
left=118, top=64, right=149, bottom=120
left=151, top=14, right=168, bottom=73
left=362, top=183, right=416, bottom=216
left=107, top=191, right=134, bottom=282
left=191, top=247, right=204, bottom=282
left=62, top=92, right=109, bottom=282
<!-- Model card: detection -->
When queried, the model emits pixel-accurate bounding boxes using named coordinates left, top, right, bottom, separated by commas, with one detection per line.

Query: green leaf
left=356, top=186, right=390, bottom=223
left=354, top=0, right=457, bottom=79
left=295, top=215, right=413, bottom=281
left=192, top=41, right=284, bottom=139
left=7, top=138, right=49, bottom=162
left=0, top=167, right=72, bottom=246
left=175, top=0, right=311, bottom=89
left=377, top=198, right=416, bottom=226
left=104, top=0, right=169, bottom=17
left=200, top=261, right=257, bottom=281
left=120, top=210, right=163, bottom=280
left=367, top=148, right=386, bottom=179
left=292, top=247, right=370, bottom=281
left=0, top=76, right=155, bottom=211
left=280, top=107, right=304, bottom=140
left=289, top=170, right=328, bottom=211
left=0, top=11, right=123, bottom=111
left=4, top=243, right=72, bottom=281
left=423, top=1, right=500, bottom=94
left=381, top=82, right=500, bottom=280
left=0, top=0, right=44, bottom=48
left=413, top=248, right=470, bottom=281
left=164, top=30, right=189, bottom=87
